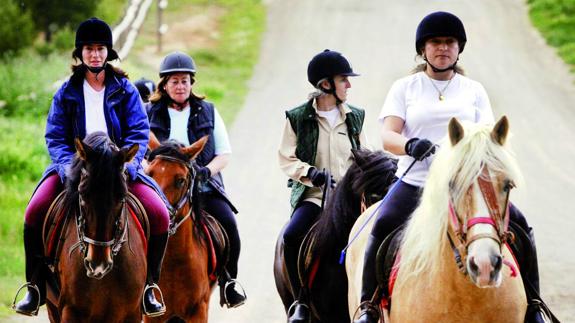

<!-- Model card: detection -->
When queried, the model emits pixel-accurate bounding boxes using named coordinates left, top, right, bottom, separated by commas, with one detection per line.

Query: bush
left=0, top=1, right=35, bottom=55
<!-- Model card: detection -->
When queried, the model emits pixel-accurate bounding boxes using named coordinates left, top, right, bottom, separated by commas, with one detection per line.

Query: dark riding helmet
left=134, top=78, right=156, bottom=102
left=159, top=51, right=196, bottom=78
left=415, top=11, right=467, bottom=55
left=307, top=49, right=359, bottom=88
left=74, top=17, right=119, bottom=61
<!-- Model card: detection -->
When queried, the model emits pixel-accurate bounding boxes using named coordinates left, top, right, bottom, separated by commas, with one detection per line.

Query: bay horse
left=274, top=149, right=397, bottom=322
left=145, top=136, right=216, bottom=323
left=347, top=117, right=527, bottom=322
left=45, top=132, right=146, bottom=322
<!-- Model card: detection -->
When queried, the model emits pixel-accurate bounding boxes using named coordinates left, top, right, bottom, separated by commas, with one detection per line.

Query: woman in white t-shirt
left=354, top=12, right=546, bottom=323
left=146, top=51, right=246, bottom=308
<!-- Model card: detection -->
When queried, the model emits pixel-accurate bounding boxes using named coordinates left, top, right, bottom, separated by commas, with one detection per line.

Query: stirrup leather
left=12, top=283, right=41, bottom=316
left=142, top=283, right=166, bottom=317
left=353, top=300, right=381, bottom=322
left=222, top=279, right=247, bottom=308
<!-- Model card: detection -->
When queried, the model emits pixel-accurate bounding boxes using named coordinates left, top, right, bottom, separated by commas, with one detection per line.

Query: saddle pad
left=43, top=191, right=70, bottom=262
left=201, top=211, right=229, bottom=281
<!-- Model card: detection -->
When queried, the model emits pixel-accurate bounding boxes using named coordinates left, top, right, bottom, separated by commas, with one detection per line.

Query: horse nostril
left=492, top=255, right=503, bottom=271
left=469, top=256, right=478, bottom=274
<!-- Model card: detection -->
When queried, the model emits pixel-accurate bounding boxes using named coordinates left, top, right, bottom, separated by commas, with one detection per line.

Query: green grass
left=0, top=0, right=264, bottom=317
left=528, top=0, right=575, bottom=72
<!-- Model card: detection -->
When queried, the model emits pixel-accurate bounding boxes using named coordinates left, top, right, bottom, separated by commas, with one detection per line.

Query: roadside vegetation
left=0, top=0, right=264, bottom=316
left=527, top=0, right=575, bottom=72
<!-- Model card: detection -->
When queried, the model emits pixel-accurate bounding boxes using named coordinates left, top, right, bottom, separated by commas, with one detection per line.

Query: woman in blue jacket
left=13, top=18, right=169, bottom=317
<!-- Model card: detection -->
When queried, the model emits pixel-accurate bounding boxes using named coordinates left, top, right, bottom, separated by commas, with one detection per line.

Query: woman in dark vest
left=147, top=51, right=246, bottom=308
left=13, top=17, right=169, bottom=317
left=278, top=49, right=369, bottom=323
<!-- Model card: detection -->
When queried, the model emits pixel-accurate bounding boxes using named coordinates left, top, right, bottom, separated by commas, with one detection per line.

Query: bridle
left=153, top=155, right=197, bottom=236
left=446, top=166, right=517, bottom=276
left=74, top=168, right=129, bottom=257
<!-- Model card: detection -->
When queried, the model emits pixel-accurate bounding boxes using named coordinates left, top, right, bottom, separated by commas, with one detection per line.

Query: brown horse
left=145, top=136, right=216, bottom=323
left=45, top=132, right=146, bottom=322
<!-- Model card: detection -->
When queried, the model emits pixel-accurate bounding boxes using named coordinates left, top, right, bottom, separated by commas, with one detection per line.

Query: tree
left=22, top=0, right=99, bottom=42
left=0, top=1, right=35, bottom=54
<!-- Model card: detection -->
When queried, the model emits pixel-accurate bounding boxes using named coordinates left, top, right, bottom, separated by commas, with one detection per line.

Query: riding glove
left=405, top=138, right=436, bottom=161
left=197, top=166, right=211, bottom=182
left=307, top=167, right=335, bottom=188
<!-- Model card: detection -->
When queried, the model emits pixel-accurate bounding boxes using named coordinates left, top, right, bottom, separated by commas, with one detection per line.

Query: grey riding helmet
left=159, top=51, right=196, bottom=77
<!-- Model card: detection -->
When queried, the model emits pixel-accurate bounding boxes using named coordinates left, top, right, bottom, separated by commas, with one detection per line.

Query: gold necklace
left=427, top=72, right=455, bottom=101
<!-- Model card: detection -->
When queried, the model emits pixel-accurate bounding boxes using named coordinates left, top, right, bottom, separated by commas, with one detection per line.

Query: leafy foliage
left=0, top=1, right=35, bottom=54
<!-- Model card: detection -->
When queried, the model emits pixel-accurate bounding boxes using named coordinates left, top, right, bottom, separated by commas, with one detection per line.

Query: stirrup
left=12, top=282, right=41, bottom=316
left=352, top=300, right=381, bottom=322
left=287, top=300, right=310, bottom=317
left=142, top=283, right=166, bottom=317
left=222, top=279, right=247, bottom=308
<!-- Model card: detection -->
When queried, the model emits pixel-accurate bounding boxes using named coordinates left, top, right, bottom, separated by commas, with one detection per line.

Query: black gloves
left=307, top=167, right=335, bottom=188
left=405, top=138, right=435, bottom=161
left=197, top=166, right=211, bottom=182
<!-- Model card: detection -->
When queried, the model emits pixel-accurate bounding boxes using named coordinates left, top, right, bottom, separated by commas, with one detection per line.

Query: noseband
left=73, top=168, right=129, bottom=258
left=154, top=155, right=197, bottom=236
left=447, top=167, right=516, bottom=275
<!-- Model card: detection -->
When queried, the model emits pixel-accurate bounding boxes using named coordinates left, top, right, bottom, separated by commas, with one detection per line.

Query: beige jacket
left=278, top=102, right=370, bottom=206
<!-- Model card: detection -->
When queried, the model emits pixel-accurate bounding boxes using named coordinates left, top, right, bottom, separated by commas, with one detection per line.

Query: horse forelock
left=149, top=140, right=190, bottom=163
left=398, top=121, right=523, bottom=283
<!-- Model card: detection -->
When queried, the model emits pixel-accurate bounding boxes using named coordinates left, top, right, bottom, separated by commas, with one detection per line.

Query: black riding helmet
left=307, top=49, right=359, bottom=103
left=134, top=78, right=156, bottom=102
left=74, top=17, right=119, bottom=61
left=415, top=11, right=467, bottom=55
left=159, top=51, right=196, bottom=78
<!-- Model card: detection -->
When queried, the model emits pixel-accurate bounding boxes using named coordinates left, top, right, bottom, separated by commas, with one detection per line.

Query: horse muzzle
left=84, top=245, right=114, bottom=279
left=467, top=253, right=503, bottom=288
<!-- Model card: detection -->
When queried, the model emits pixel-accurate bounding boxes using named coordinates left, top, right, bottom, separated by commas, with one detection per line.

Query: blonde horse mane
left=397, top=120, right=523, bottom=284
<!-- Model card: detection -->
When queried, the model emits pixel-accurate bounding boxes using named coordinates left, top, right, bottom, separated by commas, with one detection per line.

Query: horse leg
left=189, top=300, right=209, bottom=323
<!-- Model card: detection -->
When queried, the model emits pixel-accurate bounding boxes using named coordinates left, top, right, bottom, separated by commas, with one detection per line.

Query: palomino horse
left=347, top=117, right=527, bottom=322
left=45, top=132, right=146, bottom=322
left=274, top=149, right=397, bottom=322
left=145, top=136, right=216, bottom=323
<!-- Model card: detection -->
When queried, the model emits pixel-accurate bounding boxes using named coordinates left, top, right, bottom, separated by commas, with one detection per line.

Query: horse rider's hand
left=197, top=166, right=211, bottom=182
left=405, top=138, right=436, bottom=161
left=307, top=167, right=328, bottom=187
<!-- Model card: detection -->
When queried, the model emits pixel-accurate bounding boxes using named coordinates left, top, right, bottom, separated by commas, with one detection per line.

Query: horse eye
left=503, top=180, right=515, bottom=192
left=175, top=178, right=186, bottom=188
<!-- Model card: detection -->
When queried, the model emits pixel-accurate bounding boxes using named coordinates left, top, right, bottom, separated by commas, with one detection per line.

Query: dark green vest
left=285, top=99, right=365, bottom=208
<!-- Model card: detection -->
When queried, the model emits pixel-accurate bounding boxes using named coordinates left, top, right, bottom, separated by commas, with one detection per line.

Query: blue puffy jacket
left=42, top=69, right=162, bottom=197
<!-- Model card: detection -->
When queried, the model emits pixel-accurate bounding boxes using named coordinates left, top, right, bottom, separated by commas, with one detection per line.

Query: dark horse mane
left=148, top=140, right=205, bottom=241
left=64, top=132, right=128, bottom=213
left=312, top=149, right=397, bottom=260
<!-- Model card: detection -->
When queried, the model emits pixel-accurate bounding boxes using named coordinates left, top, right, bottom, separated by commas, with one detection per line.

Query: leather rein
left=446, top=167, right=517, bottom=276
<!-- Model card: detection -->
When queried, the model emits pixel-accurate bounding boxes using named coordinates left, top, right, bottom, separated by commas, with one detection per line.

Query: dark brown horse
left=145, top=136, right=216, bottom=323
left=274, top=149, right=397, bottom=322
left=45, top=132, right=146, bottom=322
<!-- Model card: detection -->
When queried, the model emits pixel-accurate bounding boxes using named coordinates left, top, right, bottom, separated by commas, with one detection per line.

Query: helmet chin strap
left=84, top=62, right=107, bottom=79
left=319, top=78, right=343, bottom=104
left=168, top=97, right=190, bottom=110
left=424, top=56, right=459, bottom=73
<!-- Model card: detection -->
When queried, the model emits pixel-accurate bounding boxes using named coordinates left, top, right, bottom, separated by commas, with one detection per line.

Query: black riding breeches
left=283, top=201, right=321, bottom=248
left=202, top=193, right=241, bottom=278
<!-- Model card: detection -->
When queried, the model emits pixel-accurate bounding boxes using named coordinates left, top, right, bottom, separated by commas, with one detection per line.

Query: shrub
left=0, top=1, right=35, bottom=55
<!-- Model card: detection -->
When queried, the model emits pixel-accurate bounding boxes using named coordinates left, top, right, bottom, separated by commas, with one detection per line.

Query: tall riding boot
left=13, top=225, right=46, bottom=316
left=218, top=270, right=247, bottom=308
left=143, top=233, right=168, bottom=317
left=523, top=229, right=545, bottom=323
left=284, top=241, right=309, bottom=323
left=354, top=235, right=383, bottom=323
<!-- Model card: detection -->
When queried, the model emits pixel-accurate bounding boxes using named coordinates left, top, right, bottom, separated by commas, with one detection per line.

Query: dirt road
left=208, top=0, right=575, bottom=322
left=7, top=0, right=573, bottom=322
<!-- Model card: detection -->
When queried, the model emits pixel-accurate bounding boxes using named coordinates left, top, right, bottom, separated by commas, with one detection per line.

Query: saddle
left=296, top=222, right=322, bottom=291
left=197, top=210, right=230, bottom=281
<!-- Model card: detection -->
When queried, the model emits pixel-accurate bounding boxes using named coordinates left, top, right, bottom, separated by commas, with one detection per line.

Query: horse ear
left=122, top=144, right=140, bottom=163
left=75, top=137, right=91, bottom=161
left=448, top=118, right=464, bottom=146
left=148, top=131, right=161, bottom=151
left=491, top=116, right=509, bottom=146
left=182, top=135, right=208, bottom=160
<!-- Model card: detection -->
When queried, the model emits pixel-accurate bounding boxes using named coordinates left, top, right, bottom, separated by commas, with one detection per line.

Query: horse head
left=445, top=116, right=520, bottom=288
left=68, top=132, right=138, bottom=279
left=145, top=136, right=208, bottom=230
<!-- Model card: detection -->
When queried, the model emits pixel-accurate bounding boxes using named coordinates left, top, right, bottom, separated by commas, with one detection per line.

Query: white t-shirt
left=378, top=72, right=494, bottom=187
left=83, top=80, right=107, bottom=135
left=317, top=107, right=340, bottom=128
left=168, top=106, right=232, bottom=155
